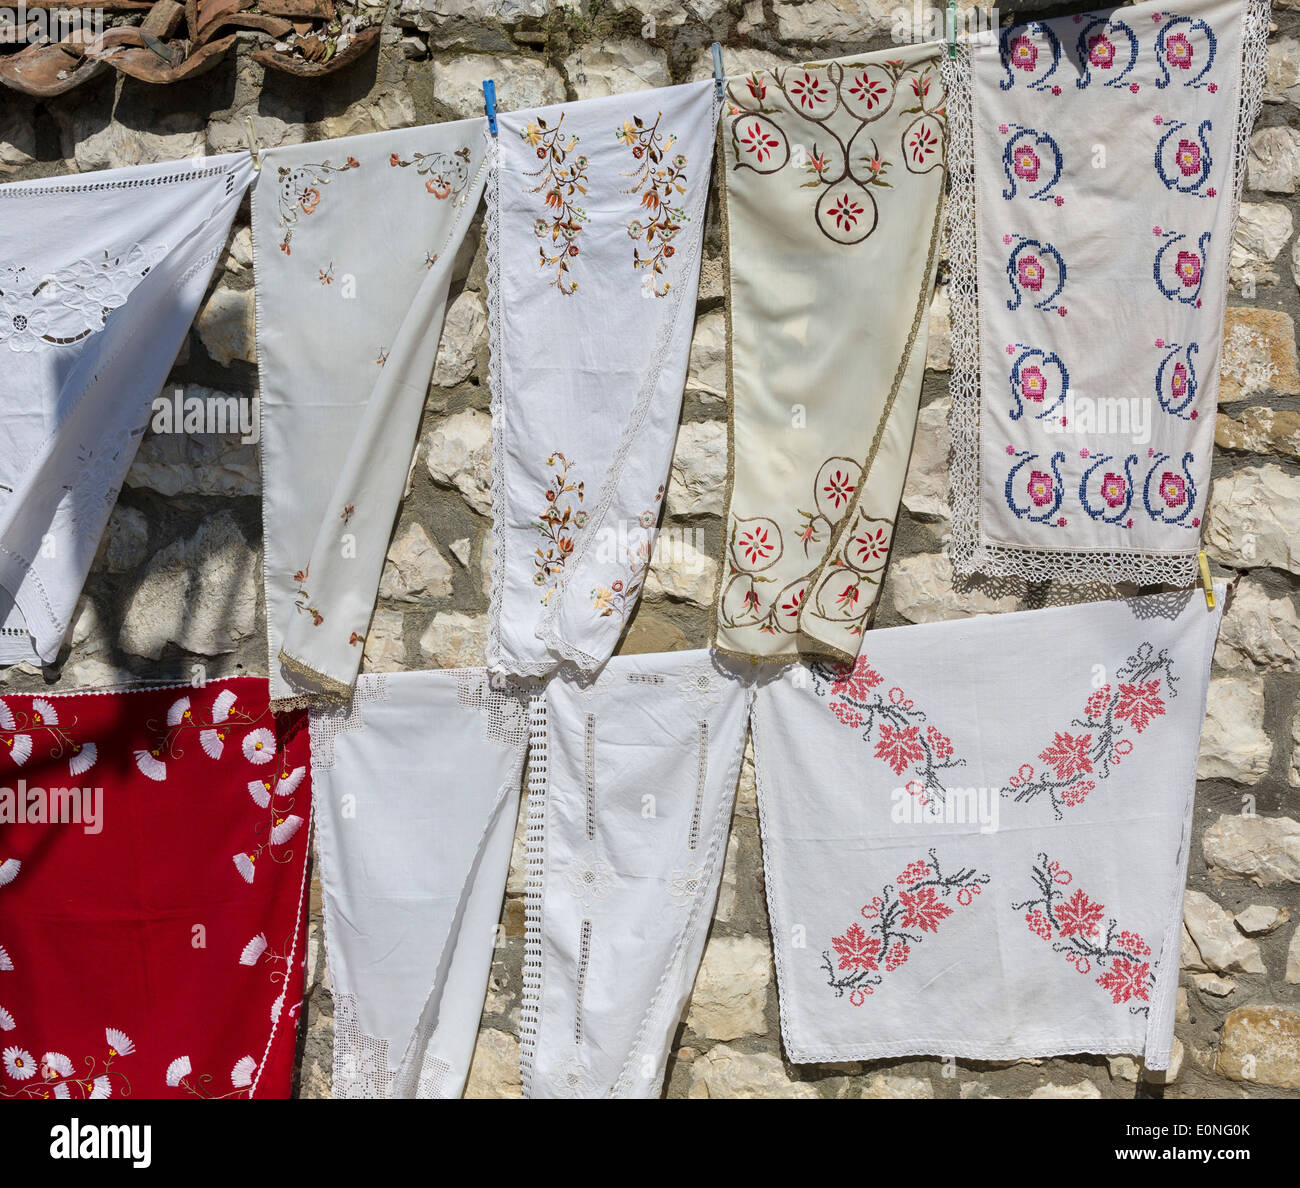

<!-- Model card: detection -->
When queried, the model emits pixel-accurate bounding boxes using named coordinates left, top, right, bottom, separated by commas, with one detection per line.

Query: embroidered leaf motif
left=897, top=885, right=953, bottom=933
left=873, top=723, right=926, bottom=776
left=1055, top=888, right=1106, bottom=937
left=1095, top=956, right=1152, bottom=1004
left=1113, top=680, right=1166, bottom=733
left=1037, top=731, right=1093, bottom=781
left=831, top=923, right=882, bottom=971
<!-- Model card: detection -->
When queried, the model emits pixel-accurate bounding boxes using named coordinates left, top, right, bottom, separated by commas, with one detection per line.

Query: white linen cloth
left=0, top=152, right=253, bottom=665
left=753, top=588, right=1223, bottom=1068
left=487, top=82, right=717, bottom=678
left=255, top=120, right=489, bottom=707
left=714, top=44, right=947, bottom=663
left=945, top=0, right=1267, bottom=586
left=521, top=648, right=750, bottom=1097
left=311, top=668, right=529, bottom=1098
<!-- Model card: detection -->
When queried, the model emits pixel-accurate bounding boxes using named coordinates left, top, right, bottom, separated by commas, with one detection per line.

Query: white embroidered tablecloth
left=0, top=152, right=253, bottom=665
left=945, top=0, right=1267, bottom=585
left=255, top=120, right=489, bottom=707
left=487, top=82, right=717, bottom=678
left=311, top=668, right=528, bottom=1098
left=753, top=587, right=1223, bottom=1068
left=715, top=44, right=947, bottom=663
left=521, top=648, right=751, bottom=1097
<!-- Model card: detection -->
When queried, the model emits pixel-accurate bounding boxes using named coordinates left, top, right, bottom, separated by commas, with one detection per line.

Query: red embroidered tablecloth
left=0, top=677, right=310, bottom=1099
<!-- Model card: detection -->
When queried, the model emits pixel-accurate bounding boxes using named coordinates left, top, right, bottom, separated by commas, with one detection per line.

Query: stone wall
left=3, top=0, right=1299, bottom=1098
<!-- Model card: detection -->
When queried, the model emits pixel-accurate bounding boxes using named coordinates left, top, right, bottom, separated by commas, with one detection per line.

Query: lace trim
left=687, top=720, right=708, bottom=852
left=583, top=713, right=597, bottom=842
left=454, top=668, right=530, bottom=748
left=0, top=158, right=243, bottom=200
left=574, top=918, right=592, bottom=1046
left=940, top=22, right=1267, bottom=588
left=307, top=673, right=390, bottom=770
left=532, top=90, right=724, bottom=676
left=519, top=692, right=548, bottom=1096
left=330, top=992, right=456, bottom=1098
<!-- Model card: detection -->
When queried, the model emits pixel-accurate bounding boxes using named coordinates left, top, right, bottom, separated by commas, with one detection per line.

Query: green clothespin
left=947, top=0, right=958, bottom=58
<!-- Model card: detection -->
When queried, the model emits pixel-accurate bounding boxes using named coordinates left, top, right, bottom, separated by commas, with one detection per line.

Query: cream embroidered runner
left=255, top=120, right=488, bottom=707
left=945, top=0, right=1267, bottom=585
left=752, top=587, right=1223, bottom=1068
left=487, top=81, right=717, bottom=678
left=0, top=153, right=252, bottom=666
left=714, top=44, right=947, bottom=663
left=311, top=668, right=529, bottom=1098
left=521, top=649, right=750, bottom=1098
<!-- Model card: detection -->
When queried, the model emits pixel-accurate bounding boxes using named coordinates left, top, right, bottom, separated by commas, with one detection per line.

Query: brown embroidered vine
left=590, top=485, right=663, bottom=626
left=291, top=564, right=323, bottom=626
left=275, top=156, right=361, bottom=253
left=534, top=452, right=586, bottom=603
left=617, top=114, right=688, bottom=297
left=1014, top=852, right=1155, bottom=1012
left=810, top=654, right=965, bottom=805
left=388, top=146, right=472, bottom=200
left=824, top=849, right=989, bottom=1004
left=1002, top=642, right=1177, bottom=818
left=522, top=115, right=589, bottom=294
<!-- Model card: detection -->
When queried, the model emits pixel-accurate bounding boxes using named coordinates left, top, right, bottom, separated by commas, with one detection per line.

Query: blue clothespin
left=947, top=0, right=958, bottom=58
left=711, top=41, right=724, bottom=99
left=482, top=79, right=498, bottom=137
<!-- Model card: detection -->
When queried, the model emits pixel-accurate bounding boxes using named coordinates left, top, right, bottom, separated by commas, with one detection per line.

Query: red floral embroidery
left=1003, top=643, right=1177, bottom=818
left=1015, top=853, right=1155, bottom=1011
left=824, top=850, right=989, bottom=1002
left=813, top=658, right=965, bottom=805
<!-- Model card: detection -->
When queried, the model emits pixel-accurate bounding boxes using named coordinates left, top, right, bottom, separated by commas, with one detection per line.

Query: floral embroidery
left=165, top=1053, right=258, bottom=1099
left=1153, top=226, right=1209, bottom=306
left=565, top=850, right=613, bottom=905
left=1002, top=642, right=1177, bottom=818
left=1000, top=124, right=1063, bottom=204
left=721, top=456, right=863, bottom=637
left=232, top=719, right=308, bottom=885
left=1142, top=449, right=1199, bottom=527
left=667, top=863, right=706, bottom=908
left=1007, top=343, right=1069, bottom=421
left=275, top=156, right=360, bottom=253
left=804, top=505, right=895, bottom=638
left=824, top=850, right=989, bottom=1003
left=999, top=22, right=1062, bottom=93
left=1079, top=451, right=1138, bottom=525
left=291, top=563, right=323, bottom=626
left=534, top=452, right=586, bottom=604
left=0, top=246, right=165, bottom=352
left=726, top=59, right=945, bottom=245
left=618, top=114, right=688, bottom=297
left=1004, top=233, right=1067, bottom=314
left=388, top=146, right=472, bottom=200
left=1014, top=853, right=1155, bottom=1011
left=811, top=657, right=965, bottom=805
left=0, top=697, right=97, bottom=777
left=590, top=485, right=662, bottom=627
left=522, top=114, right=589, bottom=295
left=1155, top=15, right=1217, bottom=90
left=1075, top=16, right=1139, bottom=89
left=1003, top=447, right=1066, bottom=525
left=1, top=1027, right=135, bottom=1099
left=1155, top=118, right=1213, bottom=194
left=1155, top=338, right=1200, bottom=419
left=132, top=689, right=256, bottom=783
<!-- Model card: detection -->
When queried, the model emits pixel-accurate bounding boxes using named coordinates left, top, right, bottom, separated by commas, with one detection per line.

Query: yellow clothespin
left=1197, top=550, right=1214, bottom=610
left=246, top=117, right=262, bottom=173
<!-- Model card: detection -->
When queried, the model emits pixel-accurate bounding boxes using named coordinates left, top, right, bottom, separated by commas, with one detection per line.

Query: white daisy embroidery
left=3, top=1045, right=35, bottom=1080
left=242, top=728, right=276, bottom=765
left=0, top=700, right=14, bottom=730
left=667, top=864, right=706, bottom=907
left=133, top=749, right=167, bottom=781
left=239, top=934, right=268, bottom=966
left=88, top=1074, right=111, bottom=1099
left=199, top=728, right=226, bottom=759
left=165, top=1056, right=192, bottom=1087
left=40, top=1052, right=73, bottom=1079
left=0, top=944, right=11, bottom=970
left=248, top=779, right=272, bottom=809
left=231, top=1055, right=257, bottom=1088
left=276, top=765, right=306, bottom=797
left=564, top=851, right=613, bottom=905
left=548, top=1058, right=595, bottom=1098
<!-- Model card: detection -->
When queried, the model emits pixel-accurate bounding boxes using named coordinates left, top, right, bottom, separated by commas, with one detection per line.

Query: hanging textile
left=255, top=120, right=489, bottom=708
left=487, top=81, right=718, bottom=678
left=0, top=678, right=310, bottom=1099
left=0, top=153, right=253, bottom=667
left=752, top=588, right=1223, bottom=1068
left=521, top=649, right=750, bottom=1098
left=944, top=0, right=1268, bottom=585
left=311, top=669, right=528, bottom=1098
left=713, top=44, right=947, bottom=663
